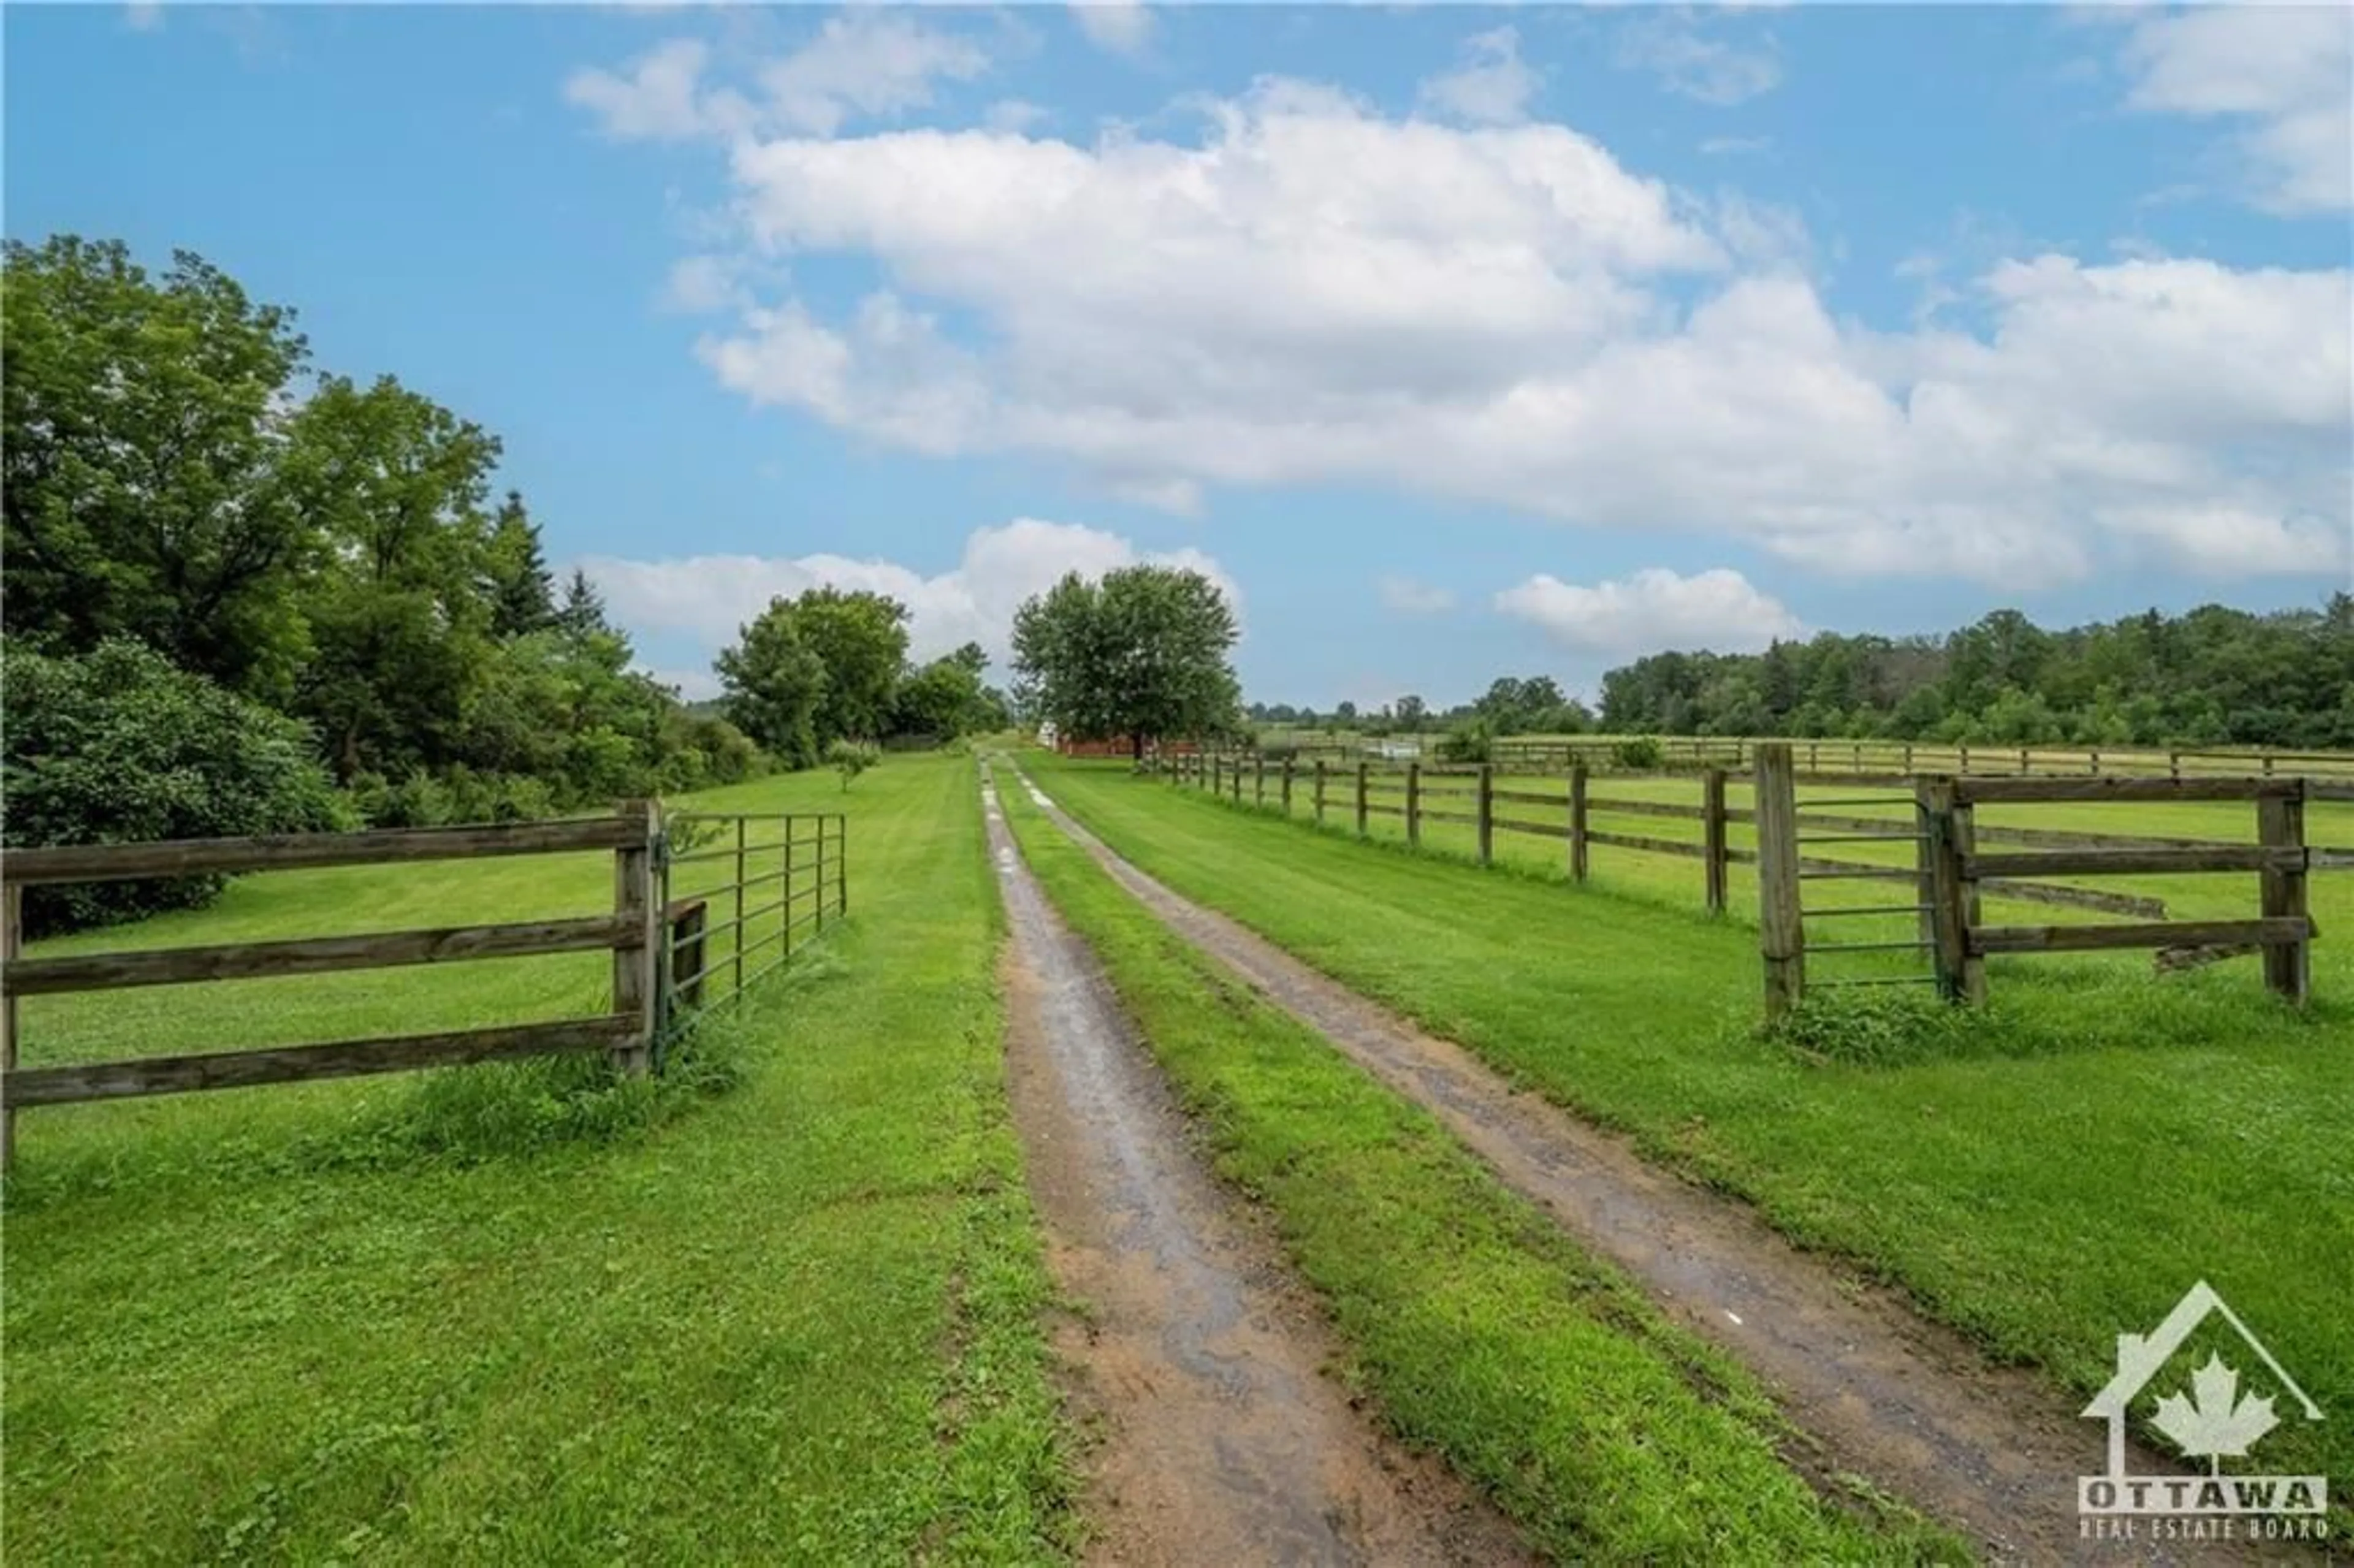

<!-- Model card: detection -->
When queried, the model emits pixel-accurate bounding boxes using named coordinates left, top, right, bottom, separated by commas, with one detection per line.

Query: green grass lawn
left=991, top=772, right=1960, bottom=1564
left=4, top=753, right=1074, bottom=1564
left=1031, top=755, right=2354, bottom=1502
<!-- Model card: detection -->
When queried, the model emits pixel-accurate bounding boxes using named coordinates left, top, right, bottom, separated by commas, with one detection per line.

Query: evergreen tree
left=485, top=490, right=557, bottom=637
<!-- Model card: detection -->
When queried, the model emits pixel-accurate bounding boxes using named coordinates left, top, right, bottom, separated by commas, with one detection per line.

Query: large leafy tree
left=794, top=587, right=911, bottom=744
left=1, top=232, right=777, bottom=846
left=889, top=653, right=986, bottom=740
left=282, top=373, right=504, bottom=780
left=1012, top=565, right=1241, bottom=758
left=717, top=598, right=829, bottom=767
left=2, top=235, right=316, bottom=696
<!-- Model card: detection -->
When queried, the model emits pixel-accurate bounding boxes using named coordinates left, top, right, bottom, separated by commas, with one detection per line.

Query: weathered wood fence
left=1162, top=750, right=2196, bottom=923
left=1753, top=744, right=2321, bottom=1016
left=1254, top=735, right=2354, bottom=782
left=1151, top=746, right=2337, bottom=1019
left=0, top=805, right=848, bottom=1165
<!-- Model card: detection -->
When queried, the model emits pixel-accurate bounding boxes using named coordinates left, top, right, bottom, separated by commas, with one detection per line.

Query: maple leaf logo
left=2150, top=1353, right=2280, bottom=1474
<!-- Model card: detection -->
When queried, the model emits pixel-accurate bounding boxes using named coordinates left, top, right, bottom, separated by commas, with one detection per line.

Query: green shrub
left=828, top=737, right=881, bottom=790
left=349, top=768, right=556, bottom=828
left=1612, top=735, right=1665, bottom=770
left=1435, top=719, right=1494, bottom=764
left=2, top=640, right=349, bottom=934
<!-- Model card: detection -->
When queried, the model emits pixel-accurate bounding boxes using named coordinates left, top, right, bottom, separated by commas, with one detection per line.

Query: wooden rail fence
left=1151, top=747, right=2337, bottom=1019
left=1160, top=750, right=2233, bottom=923
left=1753, top=746, right=2320, bottom=1016
left=1253, top=734, right=2354, bottom=782
left=0, top=804, right=848, bottom=1165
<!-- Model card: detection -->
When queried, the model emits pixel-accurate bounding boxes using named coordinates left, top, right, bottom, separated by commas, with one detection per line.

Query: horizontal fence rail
left=1243, top=734, right=2354, bottom=783
left=655, top=812, right=847, bottom=1057
left=1148, top=742, right=2336, bottom=1019
left=0, top=802, right=853, bottom=1167
left=1, top=816, right=647, bottom=885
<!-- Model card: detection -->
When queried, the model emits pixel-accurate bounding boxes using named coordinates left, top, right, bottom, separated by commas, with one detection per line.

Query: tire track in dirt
left=982, top=775, right=1534, bottom=1567
left=1010, top=764, right=2303, bottom=1567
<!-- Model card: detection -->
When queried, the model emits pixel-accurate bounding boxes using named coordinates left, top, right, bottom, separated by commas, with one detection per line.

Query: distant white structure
left=1367, top=739, right=1423, bottom=761
left=1037, top=720, right=1059, bottom=750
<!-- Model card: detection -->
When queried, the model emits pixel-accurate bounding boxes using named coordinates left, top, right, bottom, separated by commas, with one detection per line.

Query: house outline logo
left=2078, top=1279, right=2328, bottom=1538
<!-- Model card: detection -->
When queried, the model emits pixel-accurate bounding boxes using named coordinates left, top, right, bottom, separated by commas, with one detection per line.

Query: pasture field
left=3, top=754, right=1074, bottom=1564
left=1029, top=754, right=2354, bottom=1498
left=1194, top=757, right=2354, bottom=987
left=991, top=775, right=1963, bottom=1563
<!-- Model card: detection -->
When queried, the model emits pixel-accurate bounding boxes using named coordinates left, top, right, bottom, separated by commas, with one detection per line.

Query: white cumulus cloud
left=2117, top=4, right=2352, bottom=215
left=574, top=61, right=2352, bottom=592
left=1418, top=26, right=1541, bottom=126
left=567, top=13, right=990, bottom=144
left=579, top=519, right=1241, bottom=674
left=1495, top=568, right=1802, bottom=654
left=566, top=39, right=751, bottom=142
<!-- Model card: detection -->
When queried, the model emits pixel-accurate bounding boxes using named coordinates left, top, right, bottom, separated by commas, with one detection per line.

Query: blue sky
left=8, top=2, right=2350, bottom=708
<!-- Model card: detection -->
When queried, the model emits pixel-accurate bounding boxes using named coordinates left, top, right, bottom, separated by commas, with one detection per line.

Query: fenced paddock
left=0, top=805, right=845, bottom=1165
left=1252, top=733, right=2354, bottom=783
left=1156, top=747, right=2347, bottom=1017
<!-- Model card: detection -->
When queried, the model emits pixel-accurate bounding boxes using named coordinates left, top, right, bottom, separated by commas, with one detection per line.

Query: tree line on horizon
left=1246, top=601, right=2354, bottom=752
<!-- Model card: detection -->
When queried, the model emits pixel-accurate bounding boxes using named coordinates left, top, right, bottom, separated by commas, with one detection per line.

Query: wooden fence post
left=1232, top=755, right=1244, bottom=805
left=1922, top=779, right=1969, bottom=1003
left=1355, top=762, right=1369, bottom=837
left=2, top=884, right=19, bottom=1168
left=1314, top=761, right=1328, bottom=825
left=2258, top=782, right=2310, bottom=1005
left=1702, top=768, right=1728, bottom=915
left=1954, top=798, right=1984, bottom=1002
left=612, top=801, right=658, bottom=1076
left=1257, top=755, right=1268, bottom=807
left=1911, top=781, right=1936, bottom=950
left=1754, top=743, right=1804, bottom=1021
left=671, top=900, right=709, bottom=1010
left=1569, top=761, right=1590, bottom=882
left=1476, top=764, right=1494, bottom=866
left=1281, top=758, right=1294, bottom=816
left=1212, top=753, right=1224, bottom=799
left=1406, top=761, right=1422, bottom=848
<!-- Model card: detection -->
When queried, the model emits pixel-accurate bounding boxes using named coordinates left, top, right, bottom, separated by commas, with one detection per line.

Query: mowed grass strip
left=992, top=775, right=1962, bottom=1566
left=1032, top=756, right=2354, bottom=1494
left=3, top=754, right=1075, bottom=1565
